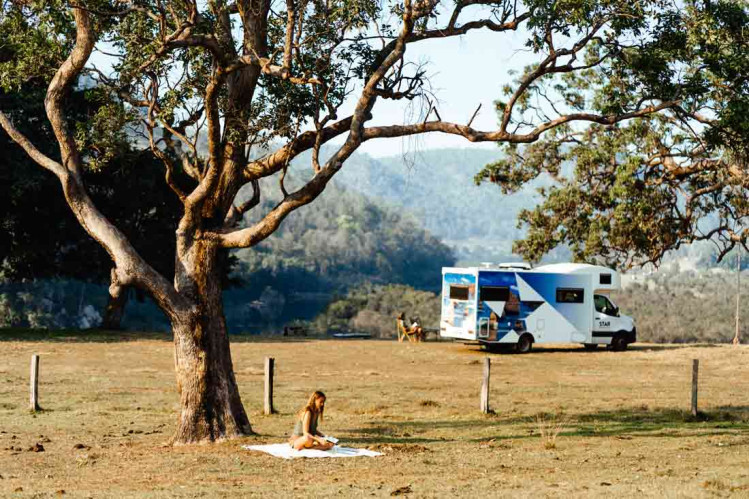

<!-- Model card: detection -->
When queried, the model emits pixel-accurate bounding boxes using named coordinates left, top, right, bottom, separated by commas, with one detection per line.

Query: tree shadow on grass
left=627, top=343, right=722, bottom=352
left=0, top=327, right=172, bottom=343
left=344, top=406, right=749, bottom=446
left=552, top=405, right=749, bottom=439
left=335, top=425, right=453, bottom=445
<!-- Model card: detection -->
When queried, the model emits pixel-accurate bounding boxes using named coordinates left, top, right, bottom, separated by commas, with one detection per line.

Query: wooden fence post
left=480, top=357, right=491, bottom=414
left=691, top=359, right=699, bottom=417
left=264, top=357, right=275, bottom=415
left=30, top=354, right=40, bottom=411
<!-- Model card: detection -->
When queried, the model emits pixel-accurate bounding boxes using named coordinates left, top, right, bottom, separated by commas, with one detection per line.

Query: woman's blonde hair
left=298, top=390, right=326, bottom=421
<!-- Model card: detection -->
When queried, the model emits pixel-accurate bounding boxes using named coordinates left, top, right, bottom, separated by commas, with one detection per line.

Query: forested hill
left=208, top=179, right=456, bottom=332
left=233, top=179, right=454, bottom=293
left=331, top=147, right=550, bottom=263
left=228, top=145, right=543, bottom=300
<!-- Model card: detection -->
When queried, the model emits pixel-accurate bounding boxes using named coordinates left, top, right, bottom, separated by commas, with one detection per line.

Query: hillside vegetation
left=0, top=177, right=454, bottom=332
left=613, top=267, right=746, bottom=344
left=335, top=148, right=549, bottom=263
left=1, top=147, right=743, bottom=340
left=315, top=267, right=747, bottom=344
left=233, top=179, right=452, bottom=293
left=310, top=284, right=440, bottom=337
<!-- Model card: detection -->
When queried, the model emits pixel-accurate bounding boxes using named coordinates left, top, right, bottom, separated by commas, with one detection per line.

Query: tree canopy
left=3, top=0, right=741, bottom=287
left=476, top=1, right=749, bottom=267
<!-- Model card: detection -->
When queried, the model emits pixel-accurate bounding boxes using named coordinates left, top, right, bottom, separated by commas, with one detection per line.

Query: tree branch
left=12, top=6, right=191, bottom=320
left=244, top=116, right=354, bottom=179
left=0, top=112, right=66, bottom=177
left=361, top=101, right=680, bottom=143
left=218, top=0, right=419, bottom=249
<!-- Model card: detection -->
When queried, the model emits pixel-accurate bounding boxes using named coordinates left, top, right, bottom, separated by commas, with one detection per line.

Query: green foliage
left=311, top=283, right=440, bottom=337
left=478, top=1, right=749, bottom=268
left=508, top=113, right=746, bottom=268
left=0, top=75, right=182, bottom=285
left=75, top=88, right=137, bottom=171
left=233, top=178, right=455, bottom=293
left=0, top=2, right=73, bottom=92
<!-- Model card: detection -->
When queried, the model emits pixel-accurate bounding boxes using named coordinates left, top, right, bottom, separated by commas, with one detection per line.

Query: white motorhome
left=440, top=263, right=636, bottom=352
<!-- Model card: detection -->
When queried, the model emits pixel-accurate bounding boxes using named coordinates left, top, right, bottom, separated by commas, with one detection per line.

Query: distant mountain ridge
left=330, top=147, right=550, bottom=264
left=325, top=147, right=734, bottom=270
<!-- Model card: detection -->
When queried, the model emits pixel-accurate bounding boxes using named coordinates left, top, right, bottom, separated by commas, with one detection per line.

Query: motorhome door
left=593, top=294, right=616, bottom=339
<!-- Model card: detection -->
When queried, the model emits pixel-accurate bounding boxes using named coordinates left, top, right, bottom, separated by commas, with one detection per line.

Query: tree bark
left=101, top=287, right=128, bottom=330
left=171, top=238, right=252, bottom=444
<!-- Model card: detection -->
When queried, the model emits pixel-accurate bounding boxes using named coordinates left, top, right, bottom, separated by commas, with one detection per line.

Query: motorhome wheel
left=611, top=334, right=628, bottom=352
left=516, top=334, right=533, bottom=354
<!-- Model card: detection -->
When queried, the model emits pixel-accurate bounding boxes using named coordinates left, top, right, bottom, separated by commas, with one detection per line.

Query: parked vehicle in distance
left=440, top=263, right=636, bottom=352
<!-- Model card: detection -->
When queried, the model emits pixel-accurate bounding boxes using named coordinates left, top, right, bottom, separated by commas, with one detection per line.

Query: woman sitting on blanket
left=289, top=390, right=334, bottom=451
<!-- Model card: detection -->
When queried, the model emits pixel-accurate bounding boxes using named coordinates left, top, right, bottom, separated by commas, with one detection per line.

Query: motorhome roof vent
left=497, top=262, right=532, bottom=270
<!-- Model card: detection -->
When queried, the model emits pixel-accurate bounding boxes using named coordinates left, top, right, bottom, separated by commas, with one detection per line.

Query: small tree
left=0, top=0, right=741, bottom=443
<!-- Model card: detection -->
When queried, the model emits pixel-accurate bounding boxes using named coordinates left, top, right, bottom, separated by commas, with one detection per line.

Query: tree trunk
left=101, top=287, right=128, bottom=330
left=171, top=239, right=252, bottom=444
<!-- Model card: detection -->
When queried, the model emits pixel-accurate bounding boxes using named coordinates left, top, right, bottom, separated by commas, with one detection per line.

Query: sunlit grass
left=0, top=332, right=748, bottom=497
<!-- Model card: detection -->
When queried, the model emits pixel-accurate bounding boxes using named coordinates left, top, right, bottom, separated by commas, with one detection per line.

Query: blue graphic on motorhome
left=472, top=270, right=590, bottom=340
left=516, top=271, right=590, bottom=327
left=476, top=272, right=524, bottom=340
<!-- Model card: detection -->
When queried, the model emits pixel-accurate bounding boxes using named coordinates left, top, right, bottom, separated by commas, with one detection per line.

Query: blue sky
left=343, top=27, right=536, bottom=157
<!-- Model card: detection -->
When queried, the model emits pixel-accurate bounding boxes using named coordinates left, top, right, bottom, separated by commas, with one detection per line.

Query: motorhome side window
left=600, top=274, right=612, bottom=285
left=480, top=286, right=509, bottom=302
left=556, top=288, right=584, bottom=303
left=449, top=285, right=470, bottom=301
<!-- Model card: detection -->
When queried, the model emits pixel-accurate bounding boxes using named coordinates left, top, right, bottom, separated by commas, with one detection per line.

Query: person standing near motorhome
left=289, top=391, right=334, bottom=450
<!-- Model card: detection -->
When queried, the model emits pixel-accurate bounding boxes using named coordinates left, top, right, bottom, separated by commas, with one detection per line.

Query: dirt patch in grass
left=0, top=334, right=748, bottom=497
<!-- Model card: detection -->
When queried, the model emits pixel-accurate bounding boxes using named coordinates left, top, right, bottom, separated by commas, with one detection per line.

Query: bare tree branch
left=360, top=101, right=679, bottom=143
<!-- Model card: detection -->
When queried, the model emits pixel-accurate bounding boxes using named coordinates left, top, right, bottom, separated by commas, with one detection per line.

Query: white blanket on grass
left=242, top=443, right=382, bottom=459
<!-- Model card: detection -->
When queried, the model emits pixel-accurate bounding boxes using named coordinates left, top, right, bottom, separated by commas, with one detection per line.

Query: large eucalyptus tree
left=0, top=0, right=737, bottom=443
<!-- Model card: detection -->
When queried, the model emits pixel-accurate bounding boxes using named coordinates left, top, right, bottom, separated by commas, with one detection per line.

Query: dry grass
left=1, top=331, right=749, bottom=497
left=535, top=412, right=567, bottom=450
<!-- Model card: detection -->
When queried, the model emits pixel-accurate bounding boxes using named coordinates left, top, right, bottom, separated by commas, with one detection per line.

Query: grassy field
left=1, top=331, right=748, bottom=497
